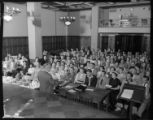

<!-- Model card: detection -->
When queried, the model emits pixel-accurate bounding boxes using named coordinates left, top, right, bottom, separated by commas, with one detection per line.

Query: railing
left=99, top=18, right=150, bottom=28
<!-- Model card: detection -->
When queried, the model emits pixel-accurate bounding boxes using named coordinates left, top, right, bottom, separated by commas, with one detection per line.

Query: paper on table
left=105, top=84, right=112, bottom=88
left=121, top=89, right=134, bottom=99
left=65, top=85, right=73, bottom=89
left=68, top=89, right=76, bottom=93
left=86, top=88, right=94, bottom=91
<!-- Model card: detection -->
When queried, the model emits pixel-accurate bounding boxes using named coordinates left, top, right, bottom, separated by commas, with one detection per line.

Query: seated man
left=85, top=69, right=97, bottom=87
left=37, top=63, right=56, bottom=93
left=96, top=70, right=109, bottom=89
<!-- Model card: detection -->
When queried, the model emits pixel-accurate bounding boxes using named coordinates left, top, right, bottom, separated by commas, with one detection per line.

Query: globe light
left=4, top=15, right=13, bottom=22
left=65, top=21, right=71, bottom=26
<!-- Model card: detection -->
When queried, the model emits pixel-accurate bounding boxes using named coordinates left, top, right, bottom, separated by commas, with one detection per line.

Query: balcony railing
left=99, top=18, right=150, bottom=28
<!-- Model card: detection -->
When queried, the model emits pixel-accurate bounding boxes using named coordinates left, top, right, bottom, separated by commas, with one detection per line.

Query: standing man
left=37, top=63, right=55, bottom=93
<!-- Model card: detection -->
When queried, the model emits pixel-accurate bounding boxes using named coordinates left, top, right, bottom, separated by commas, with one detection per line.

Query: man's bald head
left=43, top=63, right=51, bottom=72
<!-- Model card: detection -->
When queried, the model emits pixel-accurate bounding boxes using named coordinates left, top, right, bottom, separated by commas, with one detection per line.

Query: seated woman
left=7, top=57, right=17, bottom=77
left=117, top=67, right=126, bottom=83
left=96, top=70, right=109, bottom=89
left=58, top=67, right=75, bottom=87
left=33, top=57, right=40, bottom=67
left=3, top=56, right=10, bottom=76
left=56, top=64, right=66, bottom=82
left=15, top=68, right=23, bottom=81
left=74, top=67, right=86, bottom=84
left=21, top=61, right=29, bottom=75
left=107, top=71, right=121, bottom=111
left=29, top=62, right=41, bottom=89
left=22, top=63, right=35, bottom=82
left=96, top=66, right=105, bottom=80
left=85, top=69, right=97, bottom=87
left=49, top=62, right=58, bottom=79
left=130, top=67, right=142, bottom=86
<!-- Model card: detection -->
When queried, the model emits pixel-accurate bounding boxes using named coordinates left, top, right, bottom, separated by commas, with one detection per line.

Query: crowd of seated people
left=2, top=47, right=150, bottom=119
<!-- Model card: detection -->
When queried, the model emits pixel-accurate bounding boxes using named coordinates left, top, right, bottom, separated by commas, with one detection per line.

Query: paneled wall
left=42, top=36, right=91, bottom=52
left=67, top=36, right=80, bottom=50
left=2, top=37, right=28, bottom=58
left=98, top=33, right=150, bottom=54
left=42, top=36, right=66, bottom=51
left=2, top=36, right=91, bottom=59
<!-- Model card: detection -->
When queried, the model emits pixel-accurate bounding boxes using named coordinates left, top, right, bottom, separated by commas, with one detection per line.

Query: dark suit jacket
left=38, top=70, right=55, bottom=93
left=85, top=75, right=97, bottom=87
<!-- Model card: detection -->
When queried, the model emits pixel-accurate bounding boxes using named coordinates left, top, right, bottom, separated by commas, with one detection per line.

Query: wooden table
left=57, top=83, right=111, bottom=109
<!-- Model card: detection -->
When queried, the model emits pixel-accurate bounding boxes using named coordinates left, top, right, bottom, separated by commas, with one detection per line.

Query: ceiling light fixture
left=4, top=6, right=21, bottom=22
left=59, top=2, right=76, bottom=26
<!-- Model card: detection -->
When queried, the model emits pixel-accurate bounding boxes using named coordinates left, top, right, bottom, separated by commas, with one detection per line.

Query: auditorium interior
left=1, top=0, right=152, bottom=119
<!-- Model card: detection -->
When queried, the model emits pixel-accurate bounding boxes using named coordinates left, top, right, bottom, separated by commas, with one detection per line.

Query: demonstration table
left=57, top=83, right=111, bottom=109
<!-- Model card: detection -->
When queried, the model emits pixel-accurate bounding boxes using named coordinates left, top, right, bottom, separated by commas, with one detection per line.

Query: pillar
left=91, top=6, right=99, bottom=51
left=27, top=2, right=42, bottom=59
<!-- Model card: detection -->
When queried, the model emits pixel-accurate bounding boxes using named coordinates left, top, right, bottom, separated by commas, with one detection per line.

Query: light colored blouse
left=74, top=72, right=86, bottom=84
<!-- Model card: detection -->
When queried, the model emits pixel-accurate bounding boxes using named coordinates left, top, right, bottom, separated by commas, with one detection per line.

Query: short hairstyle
left=91, top=63, right=95, bottom=66
left=119, top=67, right=124, bottom=71
left=102, top=70, right=106, bottom=74
left=79, top=67, right=85, bottom=72
left=86, top=69, right=92, bottom=73
left=143, top=75, right=149, bottom=81
left=112, top=71, right=118, bottom=76
left=127, top=72, right=133, bottom=77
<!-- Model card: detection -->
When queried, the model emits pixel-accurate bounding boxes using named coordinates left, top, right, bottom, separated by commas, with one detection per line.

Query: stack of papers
left=121, top=89, right=134, bottom=99
left=65, top=85, right=73, bottom=89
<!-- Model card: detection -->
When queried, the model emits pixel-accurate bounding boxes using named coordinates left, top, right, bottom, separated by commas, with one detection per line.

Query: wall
left=3, top=2, right=28, bottom=37
left=68, top=10, right=92, bottom=48
left=3, top=2, right=68, bottom=37
left=68, top=10, right=91, bottom=36
left=55, top=11, right=67, bottom=36
left=41, top=9, right=56, bottom=36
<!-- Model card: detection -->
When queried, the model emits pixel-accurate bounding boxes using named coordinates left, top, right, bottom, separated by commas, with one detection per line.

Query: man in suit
left=37, top=63, right=55, bottom=94
left=90, top=63, right=98, bottom=76
left=85, top=69, right=97, bottom=87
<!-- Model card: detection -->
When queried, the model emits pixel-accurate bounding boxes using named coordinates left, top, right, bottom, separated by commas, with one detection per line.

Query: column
left=143, top=34, right=150, bottom=54
left=91, top=6, right=99, bottom=51
left=27, top=2, right=42, bottom=60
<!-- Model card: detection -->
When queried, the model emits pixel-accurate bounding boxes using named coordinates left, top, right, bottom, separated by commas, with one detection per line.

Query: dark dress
left=85, top=75, right=97, bottom=87
left=108, top=77, right=121, bottom=110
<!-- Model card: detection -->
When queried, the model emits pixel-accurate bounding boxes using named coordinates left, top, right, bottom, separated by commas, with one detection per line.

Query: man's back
left=38, top=70, right=54, bottom=93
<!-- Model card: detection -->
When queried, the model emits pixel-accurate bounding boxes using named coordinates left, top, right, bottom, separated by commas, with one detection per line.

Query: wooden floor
left=3, top=83, right=122, bottom=118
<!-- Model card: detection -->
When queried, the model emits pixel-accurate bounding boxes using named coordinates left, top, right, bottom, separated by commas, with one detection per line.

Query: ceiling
left=41, top=2, right=104, bottom=11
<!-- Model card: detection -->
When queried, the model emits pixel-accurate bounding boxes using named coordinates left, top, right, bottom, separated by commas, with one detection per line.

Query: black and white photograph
left=1, top=0, right=152, bottom=119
